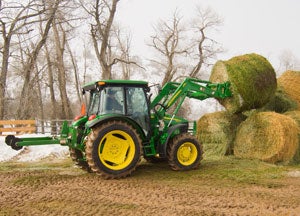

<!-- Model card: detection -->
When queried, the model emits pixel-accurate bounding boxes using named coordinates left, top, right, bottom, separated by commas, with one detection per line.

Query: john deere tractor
left=5, top=78, right=231, bottom=179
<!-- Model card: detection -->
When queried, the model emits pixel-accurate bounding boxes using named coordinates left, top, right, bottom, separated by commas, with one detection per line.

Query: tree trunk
left=35, top=63, right=45, bottom=133
left=44, top=44, right=58, bottom=133
left=0, top=36, right=10, bottom=120
left=53, top=19, right=73, bottom=119
left=66, top=40, right=82, bottom=104
left=91, top=0, right=119, bottom=79
left=16, top=0, right=60, bottom=119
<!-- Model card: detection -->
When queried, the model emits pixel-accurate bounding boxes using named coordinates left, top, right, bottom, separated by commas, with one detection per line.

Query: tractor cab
left=82, top=80, right=151, bottom=135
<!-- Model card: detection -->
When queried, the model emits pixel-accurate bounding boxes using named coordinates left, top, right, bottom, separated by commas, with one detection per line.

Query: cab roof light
left=98, top=81, right=106, bottom=86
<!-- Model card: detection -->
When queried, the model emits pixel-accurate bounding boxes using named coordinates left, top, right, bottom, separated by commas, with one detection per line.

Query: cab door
left=125, top=87, right=150, bottom=135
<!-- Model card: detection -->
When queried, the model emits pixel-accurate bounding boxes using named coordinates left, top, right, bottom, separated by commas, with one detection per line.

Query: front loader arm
left=150, top=77, right=232, bottom=116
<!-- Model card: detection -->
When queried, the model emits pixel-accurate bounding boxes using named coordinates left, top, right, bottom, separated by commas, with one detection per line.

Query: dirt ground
left=0, top=158, right=300, bottom=216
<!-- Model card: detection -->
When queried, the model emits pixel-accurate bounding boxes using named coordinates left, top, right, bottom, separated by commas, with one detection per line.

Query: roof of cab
left=83, top=80, right=148, bottom=91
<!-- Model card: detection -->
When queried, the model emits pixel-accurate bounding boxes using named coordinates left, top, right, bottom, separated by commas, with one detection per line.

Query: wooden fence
left=0, top=119, right=72, bottom=135
left=0, top=120, right=36, bottom=135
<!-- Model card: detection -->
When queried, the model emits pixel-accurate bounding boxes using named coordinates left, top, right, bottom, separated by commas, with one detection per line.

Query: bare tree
left=81, top=0, right=140, bottom=79
left=112, top=26, right=139, bottom=79
left=16, top=0, right=61, bottom=119
left=44, top=43, right=58, bottom=133
left=52, top=19, right=73, bottom=119
left=278, top=49, right=300, bottom=73
left=0, top=0, right=46, bottom=119
left=189, top=6, right=223, bottom=78
left=66, top=40, right=82, bottom=104
left=149, top=6, right=223, bottom=85
left=81, top=0, right=119, bottom=79
left=149, top=11, right=188, bottom=86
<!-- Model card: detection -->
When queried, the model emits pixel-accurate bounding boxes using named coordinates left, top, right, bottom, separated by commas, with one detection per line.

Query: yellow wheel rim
left=98, top=130, right=135, bottom=170
left=177, top=142, right=198, bottom=166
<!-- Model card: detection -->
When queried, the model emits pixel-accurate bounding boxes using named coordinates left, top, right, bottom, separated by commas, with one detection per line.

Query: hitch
left=5, top=135, right=62, bottom=151
left=4, top=121, right=70, bottom=151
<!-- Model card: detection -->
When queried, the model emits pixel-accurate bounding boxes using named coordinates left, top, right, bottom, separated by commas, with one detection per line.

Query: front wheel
left=167, top=133, right=203, bottom=171
left=85, top=120, right=142, bottom=179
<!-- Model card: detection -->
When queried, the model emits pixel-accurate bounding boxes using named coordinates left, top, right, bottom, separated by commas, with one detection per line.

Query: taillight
left=88, top=114, right=96, bottom=121
left=74, top=115, right=82, bottom=121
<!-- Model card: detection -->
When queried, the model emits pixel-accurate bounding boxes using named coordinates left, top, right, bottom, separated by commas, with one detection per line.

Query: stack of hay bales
left=197, top=111, right=246, bottom=157
left=197, top=53, right=277, bottom=158
left=197, top=54, right=300, bottom=164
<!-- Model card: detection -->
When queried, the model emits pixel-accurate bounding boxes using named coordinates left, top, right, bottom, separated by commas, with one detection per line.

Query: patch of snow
left=0, top=134, right=69, bottom=162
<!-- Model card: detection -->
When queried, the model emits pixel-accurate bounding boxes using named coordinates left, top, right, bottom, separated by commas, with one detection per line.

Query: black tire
left=167, top=133, right=203, bottom=171
left=69, top=148, right=92, bottom=173
left=5, top=135, right=23, bottom=150
left=85, top=120, right=142, bottom=179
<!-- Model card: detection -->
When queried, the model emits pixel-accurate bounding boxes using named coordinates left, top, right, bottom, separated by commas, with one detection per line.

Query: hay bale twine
left=197, top=111, right=246, bottom=157
left=210, top=53, right=277, bottom=113
left=278, top=70, right=300, bottom=109
left=234, top=112, right=299, bottom=164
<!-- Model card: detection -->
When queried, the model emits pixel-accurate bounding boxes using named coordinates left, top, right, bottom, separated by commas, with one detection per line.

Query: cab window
left=126, top=87, right=150, bottom=134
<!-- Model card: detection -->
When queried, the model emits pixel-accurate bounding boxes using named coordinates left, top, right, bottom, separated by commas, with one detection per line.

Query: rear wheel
left=167, top=133, right=203, bottom=171
left=69, top=148, right=92, bottom=172
left=85, top=120, right=142, bottom=179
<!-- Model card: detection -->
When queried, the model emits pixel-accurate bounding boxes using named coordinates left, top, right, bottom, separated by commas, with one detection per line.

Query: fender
left=158, top=123, right=188, bottom=157
left=86, top=114, right=147, bottom=140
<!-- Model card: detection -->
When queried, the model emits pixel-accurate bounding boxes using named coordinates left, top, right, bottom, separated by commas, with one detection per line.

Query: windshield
left=100, top=87, right=124, bottom=114
left=87, top=87, right=125, bottom=115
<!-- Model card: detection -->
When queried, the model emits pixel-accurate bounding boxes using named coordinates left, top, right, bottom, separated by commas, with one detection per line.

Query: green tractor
left=5, top=78, right=232, bottom=179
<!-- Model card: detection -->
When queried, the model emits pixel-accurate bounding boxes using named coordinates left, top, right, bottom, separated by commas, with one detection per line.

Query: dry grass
left=197, top=111, right=246, bottom=157
left=234, top=112, right=299, bottom=164
left=210, top=53, right=277, bottom=113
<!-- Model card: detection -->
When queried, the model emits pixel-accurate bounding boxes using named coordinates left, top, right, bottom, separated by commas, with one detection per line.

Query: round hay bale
left=261, top=86, right=298, bottom=113
left=234, top=112, right=299, bottom=164
left=284, top=111, right=300, bottom=163
left=278, top=70, right=300, bottom=109
left=284, top=111, right=300, bottom=126
left=197, top=111, right=246, bottom=157
left=210, top=53, right=277, bottom=113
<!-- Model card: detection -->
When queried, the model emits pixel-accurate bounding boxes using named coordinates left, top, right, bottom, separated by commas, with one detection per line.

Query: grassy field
left=1, top=156, right=300, bottom=215
left=1, top=156, right=298, bottom=182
